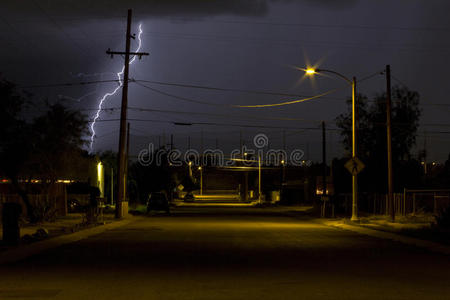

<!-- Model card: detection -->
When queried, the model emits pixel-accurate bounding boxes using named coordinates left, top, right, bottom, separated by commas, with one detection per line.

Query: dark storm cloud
left=2, top=0, right=268, bottom=18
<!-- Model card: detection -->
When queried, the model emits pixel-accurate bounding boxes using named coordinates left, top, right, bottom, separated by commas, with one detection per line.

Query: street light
left=305, top=67, right=359, bottom=221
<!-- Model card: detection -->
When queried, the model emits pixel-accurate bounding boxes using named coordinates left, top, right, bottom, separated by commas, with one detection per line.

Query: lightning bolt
left=89, top=23, right=144, bottom=152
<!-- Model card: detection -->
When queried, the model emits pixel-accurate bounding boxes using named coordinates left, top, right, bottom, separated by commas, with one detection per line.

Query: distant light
left=421, top=161, right=425, bottom=165
left=432, top=162, right=436, bottom=166
left=198, top=166, right=202, bottom=170
left=57, top=179, right=73, bottom=184
left=281, top=160, right=285, bottom=165
left=188, top=161, right=192, bottom=166
left=306, top=68, right=316, bottom=75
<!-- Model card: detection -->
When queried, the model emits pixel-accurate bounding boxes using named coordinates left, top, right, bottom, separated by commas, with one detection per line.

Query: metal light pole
left=305, top=68, right=359, bottom=221
left=198, top=166, right=203, bottom=195
left=258, top=154, right=262, bottom=205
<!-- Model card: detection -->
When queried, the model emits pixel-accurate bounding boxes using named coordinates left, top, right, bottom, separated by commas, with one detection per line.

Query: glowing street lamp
left=305, top=67, right=359, bottom=221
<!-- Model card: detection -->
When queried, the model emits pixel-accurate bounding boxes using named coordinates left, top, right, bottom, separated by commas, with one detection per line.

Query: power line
left=20, top=79, right=121, bottom=89
left=126, top=106, right=324, bottom=123
left=166, top=17, right=450, bottom=33
left=135, top=81, right=339, bottom=108
left=141, top=30, right=450, bottom=52
left=135, top=79, right=334, bottom=98
left=19, top=76, right=449, bottom=108
left=134, top=81, right=228, bottom=107
left=233, top=89, right=338, bottom=108
left=93, top=117, right=335, bottom=131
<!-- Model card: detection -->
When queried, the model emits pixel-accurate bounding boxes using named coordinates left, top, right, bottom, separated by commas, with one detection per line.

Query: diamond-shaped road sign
left=345, top=157, right=365, bottom=175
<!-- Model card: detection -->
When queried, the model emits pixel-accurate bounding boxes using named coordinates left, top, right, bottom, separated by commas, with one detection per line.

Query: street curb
left=0, top=218, right=133, bottom=265
left=321, top=220, right=450, bottom=256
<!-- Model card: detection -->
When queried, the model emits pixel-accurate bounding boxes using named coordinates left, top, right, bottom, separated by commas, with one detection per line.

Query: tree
left=336, top=85, right=421, bottom=192
left=30, top=102, right=89, bottom=183
left=0, top=78, right=89, bottom=222
left=0, top=78, right=37, bottom=221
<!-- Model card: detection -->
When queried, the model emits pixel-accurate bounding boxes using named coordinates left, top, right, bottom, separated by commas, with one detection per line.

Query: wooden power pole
left=386, top=65, right=395, bottom=222
left=125, top=122, right=130, bottom=204
left=322, top=121, right=327, bottom=217
left=107, top=9, right=148, bottom=218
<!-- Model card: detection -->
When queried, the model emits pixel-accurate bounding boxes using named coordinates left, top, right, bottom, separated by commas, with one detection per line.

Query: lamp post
left=258, top=154, right=262, bottom=205
left=198, top=166, right=203, bottom=195
left=305, top=68, right=359, bottom=221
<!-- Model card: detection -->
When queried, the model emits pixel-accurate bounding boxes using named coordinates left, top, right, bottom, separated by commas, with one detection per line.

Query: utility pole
left=258, top=154, right=262, bottom=204
left=423, top=131, right=428, bottom=175
left=322, top=121, right=327, bottom=196
left=163, top=132, right=166, bottom=149
left=107, top=9, right=149, bottom=218
left=386, top=65, right=394, bottom=222
left=111, top=167, right=114, bottom=205
left=351, top=77, right=359, bottom=221
left=322, top=121, right=327, bottom=217
left=239, top=130, right=243, bottom=156
left=125, top=122, right=130, bottom=204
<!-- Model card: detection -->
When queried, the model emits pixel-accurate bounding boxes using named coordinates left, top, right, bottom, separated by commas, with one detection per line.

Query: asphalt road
left=1, top=207, right=449, bottom=299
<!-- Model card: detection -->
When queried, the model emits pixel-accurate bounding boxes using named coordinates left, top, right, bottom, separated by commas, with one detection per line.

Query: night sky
left=1, top=0, right=449, bottom=162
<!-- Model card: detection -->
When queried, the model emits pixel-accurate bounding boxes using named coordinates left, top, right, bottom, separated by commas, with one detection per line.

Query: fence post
left=403, top=191, right=406, bottom=216
left=403, top=188, right=406, bottom=216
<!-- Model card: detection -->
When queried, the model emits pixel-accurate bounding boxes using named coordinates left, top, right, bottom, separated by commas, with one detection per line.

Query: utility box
left=2, top=202, right=22, bottom=244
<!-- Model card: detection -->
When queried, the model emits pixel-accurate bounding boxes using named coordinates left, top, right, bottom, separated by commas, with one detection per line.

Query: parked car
left=146, top=192, right=170, bottom=214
